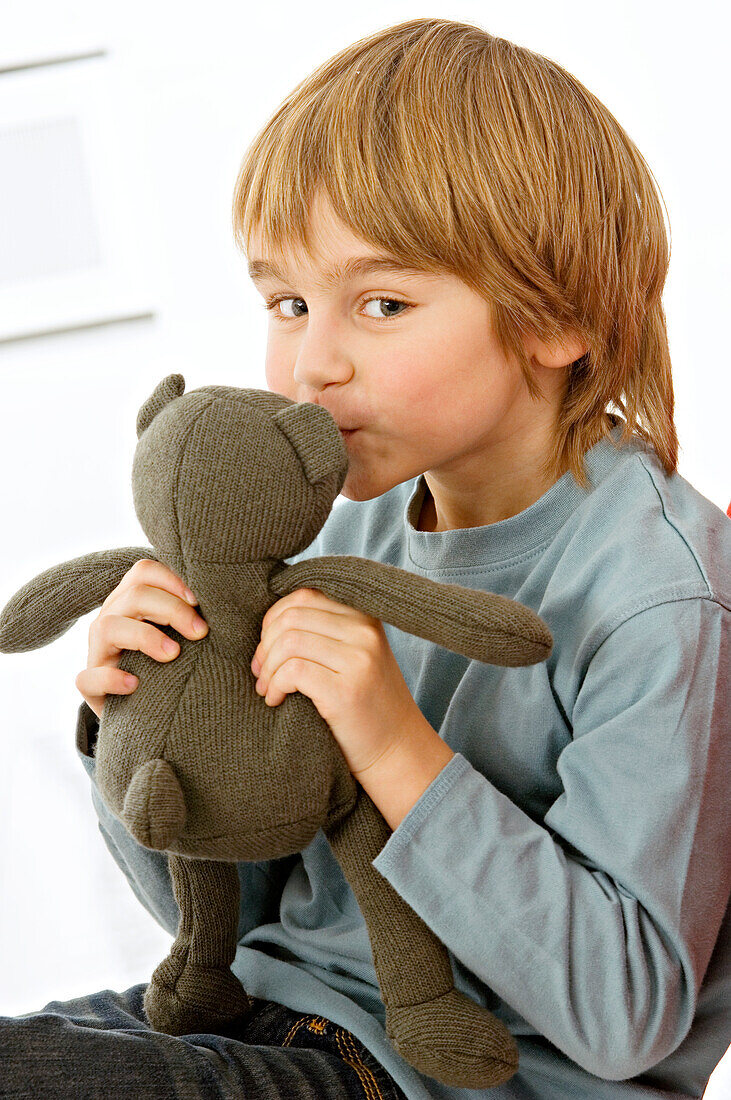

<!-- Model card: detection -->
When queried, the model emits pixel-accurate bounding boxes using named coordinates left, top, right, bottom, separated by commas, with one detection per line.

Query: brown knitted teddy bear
left=0, top=374, right=554, bottom=1089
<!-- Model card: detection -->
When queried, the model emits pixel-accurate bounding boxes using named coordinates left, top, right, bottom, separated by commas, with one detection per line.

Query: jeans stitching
left=281, top=1015, right=311, bottom=1046
left=259, top=1007, right=402, bottom=1099
left=334, top=1028, right=384, bottom=1100
left=284, top=1015, right=392, bottom=1100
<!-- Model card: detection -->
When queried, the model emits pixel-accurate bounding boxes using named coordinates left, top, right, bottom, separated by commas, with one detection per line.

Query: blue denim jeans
left=0, top=983, right=408, bottom=1099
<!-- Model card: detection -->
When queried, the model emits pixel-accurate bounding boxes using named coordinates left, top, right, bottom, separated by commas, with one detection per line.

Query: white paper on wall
left=0, top=53, right=158, bottom=342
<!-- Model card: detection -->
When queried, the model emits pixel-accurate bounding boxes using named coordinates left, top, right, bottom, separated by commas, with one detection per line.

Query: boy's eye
left=263, top=295, right=410, bottom=323
left=361, top=297, right=409, bottom=321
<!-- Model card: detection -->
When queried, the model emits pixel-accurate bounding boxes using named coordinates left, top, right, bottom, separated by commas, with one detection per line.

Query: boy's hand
left=251, top=587, right=423, bottom=776
left=75, top=558, right=209, bottom=719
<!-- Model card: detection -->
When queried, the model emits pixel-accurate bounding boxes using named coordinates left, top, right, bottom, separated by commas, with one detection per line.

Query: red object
left=727, top=500, right=731, bottom=519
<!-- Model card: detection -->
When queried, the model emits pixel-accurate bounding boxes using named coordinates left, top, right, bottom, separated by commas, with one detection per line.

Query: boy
left=3, top=16, right=728, bottom=1100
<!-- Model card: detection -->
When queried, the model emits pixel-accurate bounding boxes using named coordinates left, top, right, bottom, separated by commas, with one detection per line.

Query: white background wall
left=0, top=1, right=728, bottom=1094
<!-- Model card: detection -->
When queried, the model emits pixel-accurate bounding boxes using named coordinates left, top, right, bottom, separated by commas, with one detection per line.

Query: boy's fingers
left=75, top=665, right=139, bottom=719
left=98, top=586, right=208, bottom=645
left=89, top=614, right=186, bottom=665
left=76, top=665, right=137, bottom=695
left=78, top=564, right=205, bottom=721
left=118, top=558, right=198, bottom=605
left=80, top=564, right=207, bottom=715
left=121, top=583, right=207, bottom=632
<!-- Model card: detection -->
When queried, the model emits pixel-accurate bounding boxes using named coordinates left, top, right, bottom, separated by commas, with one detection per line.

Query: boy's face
left=248, top=190, right=569, bottom=518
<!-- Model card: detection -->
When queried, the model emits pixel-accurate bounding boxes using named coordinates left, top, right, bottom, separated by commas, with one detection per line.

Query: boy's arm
left=75, top=702, right=296, bottom=940
left=368, top=597, right=730, bottom=1082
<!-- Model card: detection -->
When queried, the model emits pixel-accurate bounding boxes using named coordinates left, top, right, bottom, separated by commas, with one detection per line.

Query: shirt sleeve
left=372, top=596, right=731, bottom=1082
left=75, top=701, right=297, bottom=941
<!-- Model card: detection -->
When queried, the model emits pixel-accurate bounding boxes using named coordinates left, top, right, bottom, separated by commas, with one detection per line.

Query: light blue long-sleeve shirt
left=75, top=423, right=730, bottom=1098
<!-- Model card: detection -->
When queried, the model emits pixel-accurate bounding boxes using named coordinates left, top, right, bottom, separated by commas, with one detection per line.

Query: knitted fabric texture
left=0, top=374, right=555, bottom=1088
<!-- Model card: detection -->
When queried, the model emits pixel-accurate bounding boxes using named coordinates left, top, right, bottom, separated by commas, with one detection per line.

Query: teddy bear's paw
left=144, top=958, right=254, bottom=1037
left=385, top=988, right=518, bottom=1088
left=122, top=759, right=187, bottom=850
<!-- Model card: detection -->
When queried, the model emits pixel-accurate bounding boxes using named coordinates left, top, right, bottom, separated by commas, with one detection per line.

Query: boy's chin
left=338, top=469, right=413, bottom=504
left=338, top=469, right=379, bottom=503
left=338, top=484, right=376, bottom=503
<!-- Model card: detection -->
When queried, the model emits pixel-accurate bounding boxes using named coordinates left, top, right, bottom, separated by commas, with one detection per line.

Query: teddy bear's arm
left=0, top=546, right=157, bottom=653
left=270, top=555, right=552, bottom=668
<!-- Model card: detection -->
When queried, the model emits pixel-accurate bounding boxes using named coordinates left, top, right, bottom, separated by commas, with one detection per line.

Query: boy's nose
left=293, top=346, right=355, bottom=391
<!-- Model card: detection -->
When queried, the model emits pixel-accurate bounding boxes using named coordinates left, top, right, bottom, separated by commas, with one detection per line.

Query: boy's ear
left=526, top=330, right=588, bottom=369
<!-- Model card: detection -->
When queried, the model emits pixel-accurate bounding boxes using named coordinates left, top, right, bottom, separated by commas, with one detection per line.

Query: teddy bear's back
left=97, top=635, right=357, bottom=862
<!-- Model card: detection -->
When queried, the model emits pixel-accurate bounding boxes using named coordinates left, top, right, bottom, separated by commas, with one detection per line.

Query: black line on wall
left=0, top=312, right=156, bottom=345
left=0, top=50, right=108, bottom=76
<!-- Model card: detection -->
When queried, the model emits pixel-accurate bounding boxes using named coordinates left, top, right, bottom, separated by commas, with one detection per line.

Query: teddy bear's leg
left=324, top=785, right=518, bottom=1089
left=143, top=854, right=253, bottom=1036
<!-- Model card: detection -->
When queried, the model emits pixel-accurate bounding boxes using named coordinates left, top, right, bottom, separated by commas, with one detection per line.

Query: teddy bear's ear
left=273, top=401, right=346, bottom=485
left=136, top=374, right=186, bottom=439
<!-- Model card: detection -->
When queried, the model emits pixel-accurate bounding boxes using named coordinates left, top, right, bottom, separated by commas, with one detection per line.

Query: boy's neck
left=415, top=489, right=439, bottom=532
left=413, top=412, right=613, bottom=534
left=415, top=452, right=571, bottom=532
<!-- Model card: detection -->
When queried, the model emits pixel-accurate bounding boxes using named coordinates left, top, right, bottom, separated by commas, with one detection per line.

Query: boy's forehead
left=247, top=197, right=446, bottom=286
left=247, top=253, right=441, bottom=288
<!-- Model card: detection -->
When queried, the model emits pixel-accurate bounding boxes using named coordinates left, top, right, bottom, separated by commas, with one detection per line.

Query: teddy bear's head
left=132, top=374, right=348, bottom=564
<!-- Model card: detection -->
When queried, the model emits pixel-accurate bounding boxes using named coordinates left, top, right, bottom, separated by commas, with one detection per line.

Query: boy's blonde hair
left=232, top=17, right=678, bottom=490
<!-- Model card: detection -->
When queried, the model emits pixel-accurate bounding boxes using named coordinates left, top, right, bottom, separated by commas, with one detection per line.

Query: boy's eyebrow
left=247, top=255, right=432, bottom=288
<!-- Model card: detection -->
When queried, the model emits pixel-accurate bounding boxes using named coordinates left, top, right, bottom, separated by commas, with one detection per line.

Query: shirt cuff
left=75, top=699, right=99, bottom=778
left=372, top=751, right=472, bottom=875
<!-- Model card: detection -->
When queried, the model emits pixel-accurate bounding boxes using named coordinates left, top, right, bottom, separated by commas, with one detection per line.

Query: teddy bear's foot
left=144, top=953, right=254, bottom=1037
left=385, top=987, right=519, bottom=1088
